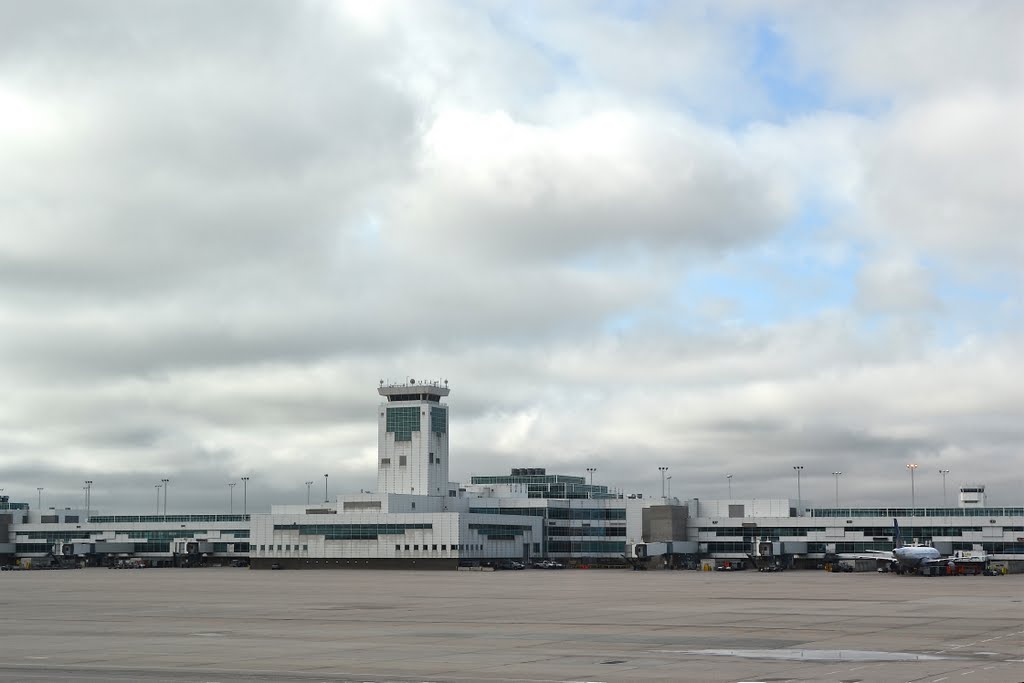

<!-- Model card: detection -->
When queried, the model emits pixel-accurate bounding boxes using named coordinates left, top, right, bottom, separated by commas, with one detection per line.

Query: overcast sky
left=1, top=1, right=1022, bottom=515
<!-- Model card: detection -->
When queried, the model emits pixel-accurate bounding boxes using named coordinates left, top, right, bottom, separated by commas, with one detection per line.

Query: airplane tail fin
left=893, top=518, right=903, bottom=549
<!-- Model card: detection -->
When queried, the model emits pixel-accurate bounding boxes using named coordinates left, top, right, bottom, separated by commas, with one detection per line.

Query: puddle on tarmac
left=655, top=648, right=949, bottom=662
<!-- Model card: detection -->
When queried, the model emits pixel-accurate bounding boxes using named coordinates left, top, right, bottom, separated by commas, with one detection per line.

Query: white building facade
left=248, top=382, right=543, bottom=568
left=376, top=380, right=450, bottom=497
left=0, top=502, right=251, bottom=567
left=3, top=381, right=1023, bottom=571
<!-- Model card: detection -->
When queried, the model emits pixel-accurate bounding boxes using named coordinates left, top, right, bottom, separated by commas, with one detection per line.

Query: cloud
left=772, top=1, right=1023, bottom=102
left=392, top=107, right=795, bottom=263
left=860, top=91, right=1024, bottom=267
left=763, top=2, right=1024, bottom=274
left=855, top=256, right=938, bottom=314
left=0, top=1, right=418, bottom=297
left=0, top=1, right=1021, bottom=514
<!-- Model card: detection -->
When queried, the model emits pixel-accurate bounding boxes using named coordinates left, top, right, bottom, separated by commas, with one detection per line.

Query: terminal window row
left=810, top=507, right=1024, bottom=517
left=468, top=523, right=534, bottom=532
left=699, top=526, right=993, bottom=538
left=273, top=523, right=433, bottom=540
left=261, top=544, right=483, bottom=552
left=951, top=541, right=1024, bottom=553
left=698, top=527, right=826, bottom=536
left=23, top=530, right=217, bottom=542
left=15, top=541, right=250, bottom=553
left=88, top=515, right=250, bottom=523
left=470, top=475, right=586, bottom=485
left=392, top=543, right=482, bottom=551
left=546, top=540, right=625, bottom=554
left=547, top=526, right=626, bottom=537
left=468, top=507, right=626, bottom=520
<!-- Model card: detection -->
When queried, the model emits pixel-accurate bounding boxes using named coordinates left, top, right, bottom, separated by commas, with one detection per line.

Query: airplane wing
left=920, top=555, right=986, bottom=568
left=832, top=551, right=893, bottom=561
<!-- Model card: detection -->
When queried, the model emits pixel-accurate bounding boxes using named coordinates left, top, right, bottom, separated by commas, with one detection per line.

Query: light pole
left=155, top=485, right=162, bottom=515
left=305, top=481, right=314, bottom=505
left=658, top=467, right=668, bottom=498
left=586, top=468, right=596, bottom=487
left=84, top=480, right=93, bottom=520
left=37, top=487, right=43, bottom=509
left=726, top=474, right=733, bottom=498
left=793, top=466, right=804, bottom=516
left=161, top=478, right=169, bottom=517
left=832, top=471, right=842, bottom=507
left=324, top=473, right=329, bottom=503
left=228, top=482, right=236, bottom=514
left=241, top=476, right=249, bottom=515
left=906, top=463, right=918, bottom=516
left=667, top=475, right=672, bottom=498
left=939, top=469, right=950, bottom=507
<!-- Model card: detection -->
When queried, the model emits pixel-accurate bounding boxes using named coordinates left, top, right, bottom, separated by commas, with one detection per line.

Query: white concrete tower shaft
left=377, top=380, right=450, bottom=496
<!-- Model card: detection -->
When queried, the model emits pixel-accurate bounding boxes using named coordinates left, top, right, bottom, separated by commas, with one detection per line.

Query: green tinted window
left=431, top=407, right=447, bottom=434
left=386, top=407, right=420, bottom=441
left=273, top=523, right=434, bottom=541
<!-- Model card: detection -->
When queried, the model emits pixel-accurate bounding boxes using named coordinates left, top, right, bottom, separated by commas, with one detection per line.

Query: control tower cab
left=377, top=379, right=450, bottom=497
left=959, top=484, right=986, bottom=508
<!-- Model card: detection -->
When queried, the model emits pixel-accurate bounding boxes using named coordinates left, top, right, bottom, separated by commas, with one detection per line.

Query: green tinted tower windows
left=386, top=407, right=420, bottom=442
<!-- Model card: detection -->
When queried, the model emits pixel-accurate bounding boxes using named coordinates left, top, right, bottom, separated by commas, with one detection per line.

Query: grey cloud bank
left=0, top=1, right=1021, bottom=514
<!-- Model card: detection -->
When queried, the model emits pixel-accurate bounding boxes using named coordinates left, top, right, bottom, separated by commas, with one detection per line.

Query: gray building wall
left=642, top=504, right=688, bottom=542
left=0, top=513, right=13, bottom=557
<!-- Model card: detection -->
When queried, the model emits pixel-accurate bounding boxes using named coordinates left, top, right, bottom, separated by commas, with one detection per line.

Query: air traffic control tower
left=377, top=379, right=450, bottom=497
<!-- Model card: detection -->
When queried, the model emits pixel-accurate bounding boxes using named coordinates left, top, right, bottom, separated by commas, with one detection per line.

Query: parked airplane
left=891, top=519, right=942, bottom=569
left=834, top=519, right=985, bottom=574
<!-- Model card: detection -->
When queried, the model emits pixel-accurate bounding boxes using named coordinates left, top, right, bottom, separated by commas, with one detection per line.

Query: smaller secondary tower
left=377, top=379, right=450, bottom=496
left=958, top=483, right=986, bottom=508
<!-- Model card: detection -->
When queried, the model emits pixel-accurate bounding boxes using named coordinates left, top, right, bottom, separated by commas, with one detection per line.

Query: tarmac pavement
left=0, top=567, right=1021, bottom=682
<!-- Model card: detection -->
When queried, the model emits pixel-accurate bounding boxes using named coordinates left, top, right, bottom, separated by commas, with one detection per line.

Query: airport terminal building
left=2, top=381, right=1023, bottom=571
left=0, top=504, right=252, bottom=568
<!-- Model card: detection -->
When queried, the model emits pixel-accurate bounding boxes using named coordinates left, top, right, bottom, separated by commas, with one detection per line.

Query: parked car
left=270, top=563, right=283, bottom=570
left=496, top=559, right=525, bottom=570
left=533, top=560, right=564, bottom=569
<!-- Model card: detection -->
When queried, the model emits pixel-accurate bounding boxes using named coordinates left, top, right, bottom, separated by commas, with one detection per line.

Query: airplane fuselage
left=893, top=545, right=941, bottom=567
